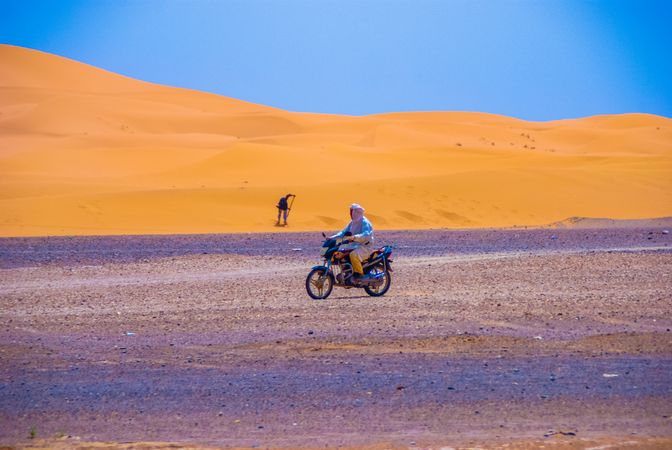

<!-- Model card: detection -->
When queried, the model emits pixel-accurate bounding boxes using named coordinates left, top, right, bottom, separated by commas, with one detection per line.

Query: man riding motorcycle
left=330, top=203, right=374, bottom=281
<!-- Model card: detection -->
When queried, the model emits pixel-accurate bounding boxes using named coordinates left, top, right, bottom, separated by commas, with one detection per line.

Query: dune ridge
left=1, top=44, right=671, bottom=236
left=548, top=216, right=672, bottom=229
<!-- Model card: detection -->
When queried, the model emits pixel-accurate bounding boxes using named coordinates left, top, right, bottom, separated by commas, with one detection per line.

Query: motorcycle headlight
left=320, top=247, right=328, bottom=256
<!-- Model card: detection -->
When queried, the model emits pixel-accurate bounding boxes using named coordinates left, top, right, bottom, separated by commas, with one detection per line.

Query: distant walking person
left=276, top=193, right=296, bottom=226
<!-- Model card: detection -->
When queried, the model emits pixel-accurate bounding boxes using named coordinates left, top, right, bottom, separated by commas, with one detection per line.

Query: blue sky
left=2, top=0, right=671, bottom=120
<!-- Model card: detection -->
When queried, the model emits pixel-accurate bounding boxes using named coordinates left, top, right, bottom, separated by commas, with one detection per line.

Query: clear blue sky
left=2, top=0, right=671, bottom=120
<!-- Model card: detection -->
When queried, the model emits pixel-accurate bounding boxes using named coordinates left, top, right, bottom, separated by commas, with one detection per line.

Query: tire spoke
left=307, top=269, right=332, bottom=299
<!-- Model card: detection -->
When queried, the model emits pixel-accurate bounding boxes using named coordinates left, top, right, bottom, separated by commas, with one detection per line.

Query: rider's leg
left=349, top=251, right=363, bottom=276
left=351, top=246, right=372, bottom=278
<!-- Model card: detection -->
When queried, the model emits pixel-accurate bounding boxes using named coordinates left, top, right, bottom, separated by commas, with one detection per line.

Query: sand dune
left=1, top=44, right=671, bottom=236
left=548, top=216, right=672, bottom=229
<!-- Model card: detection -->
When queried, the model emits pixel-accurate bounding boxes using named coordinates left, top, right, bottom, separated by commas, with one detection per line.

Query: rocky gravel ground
left=0, top=228, right=671, bottom=449
left=1, top=227, right=669, bottom=268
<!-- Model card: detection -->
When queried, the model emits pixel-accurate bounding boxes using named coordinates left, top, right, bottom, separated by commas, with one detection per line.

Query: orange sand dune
left=1, top=44, right=671, bottom=236
left=548, top=216, right=672, bottom=229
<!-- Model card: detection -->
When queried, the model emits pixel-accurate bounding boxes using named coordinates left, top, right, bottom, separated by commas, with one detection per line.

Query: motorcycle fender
left=364, top=256, right=382, bottom=266
left=363, top=258, right=392, bottom=273
left=312, top=265, right=328, bottom=271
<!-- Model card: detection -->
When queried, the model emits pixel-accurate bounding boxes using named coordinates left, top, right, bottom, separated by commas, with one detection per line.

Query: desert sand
left=1, top=44, right=671, bottom=236
left=1, top=229, right=671, bottom=449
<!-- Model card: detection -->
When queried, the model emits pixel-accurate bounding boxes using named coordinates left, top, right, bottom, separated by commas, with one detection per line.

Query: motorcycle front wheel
left=306, top=267, right=334, bottom=300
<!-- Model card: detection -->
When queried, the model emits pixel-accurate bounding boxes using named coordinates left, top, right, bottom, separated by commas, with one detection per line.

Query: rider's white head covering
left=350, top=203, right=364, bottom=222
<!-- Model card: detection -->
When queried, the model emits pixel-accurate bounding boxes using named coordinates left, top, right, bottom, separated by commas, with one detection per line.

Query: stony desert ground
left=1, top=44, right=671, bottom=236
left=1, top=228, right=671, bottom=449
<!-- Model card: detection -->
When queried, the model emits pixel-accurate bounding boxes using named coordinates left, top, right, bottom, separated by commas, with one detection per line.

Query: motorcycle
left=306, top=232, right=393, bottom=300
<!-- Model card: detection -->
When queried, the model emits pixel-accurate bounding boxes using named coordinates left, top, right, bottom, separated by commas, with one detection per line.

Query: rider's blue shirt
left=334, top=217, right=374, bottom=249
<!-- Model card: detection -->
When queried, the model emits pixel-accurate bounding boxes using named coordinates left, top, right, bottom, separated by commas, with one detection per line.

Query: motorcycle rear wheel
left=306, top=267, right=334, bottom=300
left=364, top=269, right=391, bottom=297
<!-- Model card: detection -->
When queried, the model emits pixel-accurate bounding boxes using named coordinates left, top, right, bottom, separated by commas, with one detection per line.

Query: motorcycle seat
left=336, top=247, right=387, bottom=262
left=363, top=247, right=387, bottom=263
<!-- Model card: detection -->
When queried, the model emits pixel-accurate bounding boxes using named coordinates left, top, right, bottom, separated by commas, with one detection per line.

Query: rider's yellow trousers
left=349, top=251, right=363, bottom=275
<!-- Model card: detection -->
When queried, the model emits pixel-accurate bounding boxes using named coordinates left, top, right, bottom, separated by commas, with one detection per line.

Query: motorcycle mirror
left=322, top=232, right=327, bottom=238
